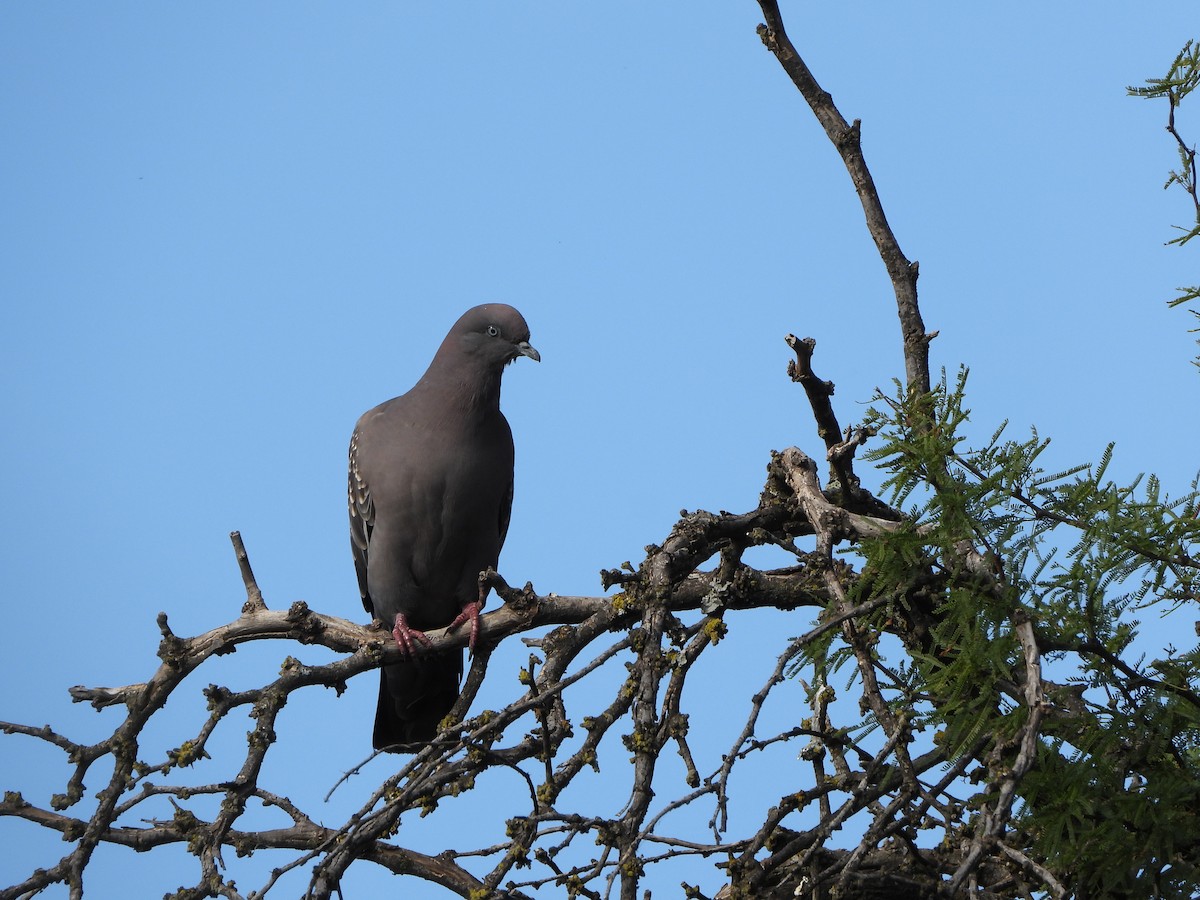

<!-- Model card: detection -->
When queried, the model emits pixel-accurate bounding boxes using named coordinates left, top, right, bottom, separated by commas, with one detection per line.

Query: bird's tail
left=373, top=651, right=463, bottom=752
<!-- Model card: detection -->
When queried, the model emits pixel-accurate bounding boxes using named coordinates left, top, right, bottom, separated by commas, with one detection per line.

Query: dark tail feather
left=373, top=650, right=463, bottom=752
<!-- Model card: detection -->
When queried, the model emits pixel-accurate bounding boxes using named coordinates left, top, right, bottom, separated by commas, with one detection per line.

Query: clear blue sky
left=2, top=4, right=1196, bottom=897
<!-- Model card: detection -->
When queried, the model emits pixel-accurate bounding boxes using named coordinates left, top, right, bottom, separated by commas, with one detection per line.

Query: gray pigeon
left=348, top=304, right=539, bottom=751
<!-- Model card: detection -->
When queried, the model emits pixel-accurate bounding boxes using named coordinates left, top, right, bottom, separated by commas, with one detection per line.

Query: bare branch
left=756, top=0, right=932, bottom=397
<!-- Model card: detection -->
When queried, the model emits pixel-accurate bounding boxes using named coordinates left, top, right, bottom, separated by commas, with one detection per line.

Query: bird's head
left=453, top=304, right=541, bottom=369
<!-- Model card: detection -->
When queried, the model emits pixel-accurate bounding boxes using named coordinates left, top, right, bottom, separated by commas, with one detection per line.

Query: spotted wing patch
left=348, top=428, right=375, bottom=613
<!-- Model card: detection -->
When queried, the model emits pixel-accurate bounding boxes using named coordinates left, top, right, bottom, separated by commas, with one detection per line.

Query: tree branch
left=756, top=0, right=932, bottom=398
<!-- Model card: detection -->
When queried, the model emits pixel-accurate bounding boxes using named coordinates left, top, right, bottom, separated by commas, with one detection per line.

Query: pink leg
left=446, top=601, right=482, bottom=653
left=392, top=613, right=435, bottom=656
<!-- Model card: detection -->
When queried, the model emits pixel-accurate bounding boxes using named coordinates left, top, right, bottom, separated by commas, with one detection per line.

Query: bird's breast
left=362, top=416, right=513, bottom=618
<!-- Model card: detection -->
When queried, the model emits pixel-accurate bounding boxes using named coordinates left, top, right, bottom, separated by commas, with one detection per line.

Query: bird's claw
left=446, top=601, right=482, bottom=654
left=392, top=613, right=435, bottom=657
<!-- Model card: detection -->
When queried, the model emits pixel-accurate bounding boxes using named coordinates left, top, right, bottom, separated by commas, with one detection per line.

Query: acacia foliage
left=855, top=369, right=1200, bottom=898
left=1130, top=39, right=1200, bottom=365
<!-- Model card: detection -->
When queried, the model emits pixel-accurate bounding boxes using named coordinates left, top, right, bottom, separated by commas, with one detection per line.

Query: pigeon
left=348, top=303, right=539, bottom=751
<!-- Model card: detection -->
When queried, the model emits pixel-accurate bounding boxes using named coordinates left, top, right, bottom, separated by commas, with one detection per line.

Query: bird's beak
left=516, top=341, right=541, bottom=363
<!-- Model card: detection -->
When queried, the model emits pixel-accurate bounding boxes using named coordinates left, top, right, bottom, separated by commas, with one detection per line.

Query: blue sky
left=2, top=4, right=1197, bottom=897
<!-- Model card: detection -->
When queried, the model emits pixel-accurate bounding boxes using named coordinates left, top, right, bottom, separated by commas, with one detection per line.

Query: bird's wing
left=498, top=475, right=514, bottom=549
left=348, top=427, right=375, bottom=615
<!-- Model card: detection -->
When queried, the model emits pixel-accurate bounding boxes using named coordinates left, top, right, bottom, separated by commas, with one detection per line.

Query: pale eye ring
left=486, top=325, right=500, bottom=337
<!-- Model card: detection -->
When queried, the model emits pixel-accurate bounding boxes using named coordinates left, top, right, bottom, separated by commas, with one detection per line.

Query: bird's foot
left=392, top=613, right=435, bottom=657
left=446, top=601, right=482, bottom=654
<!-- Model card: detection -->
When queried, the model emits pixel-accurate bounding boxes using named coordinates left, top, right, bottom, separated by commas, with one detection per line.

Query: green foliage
left=1130, top=40, right=1200, bottom=368
left=1128, top=39, right=1200, bottom=242
left=851, top=369, right=1200, bottom=895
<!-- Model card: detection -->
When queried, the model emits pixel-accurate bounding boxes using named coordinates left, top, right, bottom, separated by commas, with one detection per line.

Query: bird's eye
left=486, top=325, right=500, bottom=337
